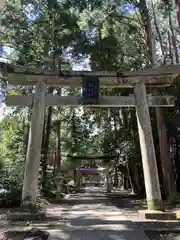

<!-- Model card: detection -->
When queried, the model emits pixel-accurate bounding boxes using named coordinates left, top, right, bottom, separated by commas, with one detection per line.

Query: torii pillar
left=134, top=81, right=163, bottom=210
left=21, top=81, right=46, bottom=206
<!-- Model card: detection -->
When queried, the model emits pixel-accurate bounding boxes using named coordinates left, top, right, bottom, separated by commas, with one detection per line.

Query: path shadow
left=56, top=198, right=109, bottom=206
left=136, top=221, right=180, bottom=230
left=30, top=217, right=150, bottom=240
left=106, top=192, right=146, bottom=212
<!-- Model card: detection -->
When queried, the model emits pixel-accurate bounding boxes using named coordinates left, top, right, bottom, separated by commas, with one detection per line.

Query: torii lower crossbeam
left=6, top=95, right=174, bottom=107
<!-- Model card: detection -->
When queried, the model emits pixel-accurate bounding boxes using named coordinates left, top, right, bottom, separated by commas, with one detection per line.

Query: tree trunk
left=135, top=165, right=145, bottom=195
left=168, top=31, right=174, bottom=64
left=156, top=108, right=176, bottom=198
left=55, top=120, right=61, bottom=173
left=54, top=118, right=62, bottom=198
left=23, top=123, right=30, bottom=157
left=151, top=1, right=166, bottom=64
left=176, top=0, right=180, bottom=27
left=55, top=89, right=62, bottom=174
left=175, top=136, right=180, bottom=192
left=73, top=169, right=77, bottom=184
left=168, top=10, right=179, bottom=63
left=128, top=162, right=142, bottom=195
left=114, top=167, right=118, bottom=188
left=41, top=87, right=53, bottom=194
left=23, top=99, right=33, bottom=157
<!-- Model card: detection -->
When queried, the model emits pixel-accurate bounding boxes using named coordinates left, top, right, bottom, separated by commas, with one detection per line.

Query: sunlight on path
left=46, top=187, right=150, bottom=239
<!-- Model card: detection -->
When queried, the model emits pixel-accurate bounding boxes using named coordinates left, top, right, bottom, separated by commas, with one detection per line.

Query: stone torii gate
left=0, top=62, right=178, bottom=215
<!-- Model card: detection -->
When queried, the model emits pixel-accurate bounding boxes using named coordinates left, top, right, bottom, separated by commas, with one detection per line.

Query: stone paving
left=46, top=187, right=150, bottom=240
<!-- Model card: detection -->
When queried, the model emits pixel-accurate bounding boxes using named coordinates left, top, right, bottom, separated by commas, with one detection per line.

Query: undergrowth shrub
left=0, top=160, right=24, bottom=207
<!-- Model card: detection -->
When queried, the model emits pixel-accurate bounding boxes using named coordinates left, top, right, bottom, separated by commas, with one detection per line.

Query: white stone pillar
left=76, top=160, right=81, bottom=192
left=21, top=81, right=46, bottom=206
left=55, top=175, right=62, bottom=200
left=134, top=81, right=163, bottom=210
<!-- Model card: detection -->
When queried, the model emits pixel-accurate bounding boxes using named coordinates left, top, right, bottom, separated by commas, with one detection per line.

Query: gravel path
left=45, top=186, right=150, bottom=239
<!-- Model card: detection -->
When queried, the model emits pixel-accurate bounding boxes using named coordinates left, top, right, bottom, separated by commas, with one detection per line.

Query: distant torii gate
left=0, top=62, right=178, bottom=212
left=69, top=155, right=114, bottom=191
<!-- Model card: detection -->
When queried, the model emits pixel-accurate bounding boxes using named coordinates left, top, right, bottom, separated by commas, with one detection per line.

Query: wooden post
left=21, top=81, right=46, bottom=206
left=134, top=81, right=163, bottom=210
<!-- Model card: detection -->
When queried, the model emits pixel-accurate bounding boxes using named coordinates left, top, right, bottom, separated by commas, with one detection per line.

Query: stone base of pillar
left=7, top=209, right=46, bottom=221
left=175, top=211, right=180, bottom=219
left=138, top=210, right=177, bottom=220
left=55, top=175, right=63, bottom=200
left=106, top=183, right=112, bottom=193
left=56, top=191, right=62, bottom=200
left=147, top=199, right=164, bottom=211
left=76, top=189, right=80, bottom=193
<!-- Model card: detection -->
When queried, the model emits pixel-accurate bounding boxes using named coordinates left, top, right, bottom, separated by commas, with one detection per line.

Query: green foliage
left=0, top=115, right=25, bottom=160
left=0, top=160, right=24, bottom=206
left=168, top=192, right=180, bottom=205
left=0, top=110, right=26, bottom=206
